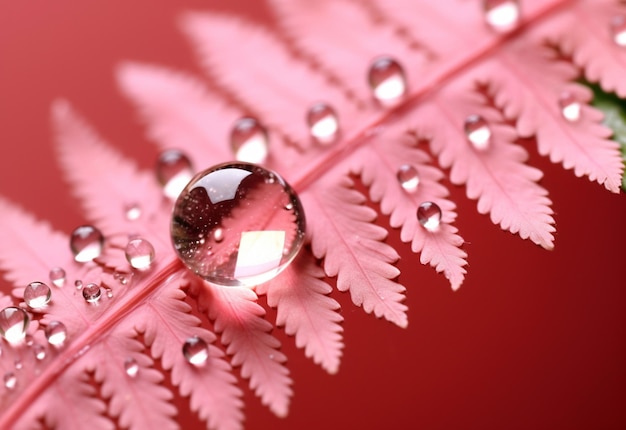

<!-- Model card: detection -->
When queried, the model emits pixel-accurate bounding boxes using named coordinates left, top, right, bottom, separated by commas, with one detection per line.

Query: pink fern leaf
left=256, top=250, right=344, bottom=374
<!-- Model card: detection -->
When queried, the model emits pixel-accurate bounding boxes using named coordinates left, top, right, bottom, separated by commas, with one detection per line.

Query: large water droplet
left=483, top=0, right=520, bottom=32
left=45, top=321, right=68, bottom=347
left=368, top=56, right=407, bottom=106
left=171, top=162, right=306, bottom=287
left=397, top=165, right=420, bottom=192
left=182, top=336, right=209, bottom=366
left=82, top=283, right=102, bottom=304
left=230, top=117, right=269, bottom=164
left=33, top=344, right=46, bottom=361
left=0, top=307, right=29, bottom=344
left=49, top=267, right=66, bottom=287
left=70, top=225, right=104, bottom=263
left=417, top=201, right=442, bottom=232
left=156, top=149, right=194, bottom=200
left=124, top=357, right=139, bottom=377
left=558, top=91, right=581, bottom=122
left=23, top=282, right=52, bottom=309
left=611, top=15, right=626, bottom=46
left=464, top=114, right=491, bottom=150
left=125, top=238, right=156, bottom=271
left=124, top=203, right=142, bottom=221
left=307, top=103, right=339, bottom=144
left=4, top=372, right=17, bottom=390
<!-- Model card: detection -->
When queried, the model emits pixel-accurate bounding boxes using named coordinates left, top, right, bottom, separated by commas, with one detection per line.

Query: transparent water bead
left=307, top=102, right=339, bottom=144
left=611, top=15, right=626, bottom=46
left=0, top=307, right=29, bottom=344
left=230, top=117, right=269, bottom=164
left=171, top=162, right=306, bottom=287
left=70, top=225, right=104, bottom=263
left=182, top=336, right=209, bottom=366
left=124, top=357, right=139, bottom=377
left=45, top=321, right=67, bottom=347
left=125, top=238, right=155, bottom=270
left=82, top=283, right=102, bottom=304
left=368, top=56, right=407, bottom=106
left=558, top=91, right=581, bottom=122
left=24, top=282, right=52, bottom=309
left=34, top=344, right=46, bottom=361
left=124, top=203, right=142, bottom=221
left=4, top=372, right=17, bottom=390
left=464, top=114, right=492, bottom=150
left=397, top=165, right=420, bottom=192
left=483, top=0, right=520, bottom=33
left=49, top=267, right=66, bottom=287
left=417, top=201, right=442, bottom=232
left=156, top=149, right=194, bottom=200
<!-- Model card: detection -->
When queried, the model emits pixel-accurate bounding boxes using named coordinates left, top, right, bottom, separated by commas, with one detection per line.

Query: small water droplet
left=483, top=0, right=520, bottom=33
left=33, top=344, right=46, bottom=361
left=397, top=165, right=420, bottom=192
left=156, top=149, right=194, bottom=200
left=70, top=225, right=104, bottom=263
left=368, top=56, right=407, bottom=106
left=105, top=288, right=114, bottom=299
left=23, top=281, right=52, bottom=309
left=182, top=336, right=209, bottom=366
left=417, top=201, right=442, bottom=232
left=171, top=162, right=306, bottom=287
left=230, top=117, right=269, bottom=164
left=0, top=307, right=29, bottom=344
left=125, top=238, right=156, bottom=271
left=24, top=334, right=34, bottom=346
left=124, top=203, right=142, bottom=221
left=75, top=280, right=83, bottom=290
left=307, top=102, right=339, bottom=144
left=124, top=357, right=139, bottom=377
left=45, top=321, right=68, bottom=347
left=464, top=114, right=491, bottom=150
left=14, top=359, right=22, bottom=370
left=558, top=91, right=581, bottom=122
left=49, top=267, right=66, bottom=287
left=4, top=372, right=17, bottom=390
left=611, top=15, right=626, bottom=46
left=82, top=283, right=101, bottom=304
left=213, top=228, right=224, bottom=243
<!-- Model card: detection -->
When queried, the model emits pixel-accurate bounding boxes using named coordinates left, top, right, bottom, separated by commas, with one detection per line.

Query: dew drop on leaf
left=156, top=149, right=194, bottom=200
left=171, top=162, right=306, bottom=287
left=0, top=307, right=29, bottom=344
left=4, top=372, right=17, bottom=390
left=70, top=225, right=104, bottom=263
left=611, top=15, right=626, bottom=46
left=23, top=281, right=52, bottom=309
left=230, top=117, right=269, bottom=164
left=483, top=0, right=520, bottom=33
left=464, top=114, right=491, bottom=150
left=124, top=203, right=142, bottom=221
left=368, top=56, right=407, bottom=106
left=45, top=321, right=68, bottom=347
left=49, top=267, right=66, bottom=287
left=417, top=201, right=442, bottom=232
left=125, top=238, right=156, bottom=270
left=82, top=283, right=102, bottom=304
left=558, top=91, right=581, bottom=122
left=33, top=344, right=46, bottom=361
left=124, top=357, right=139, bottom=377
left=307, top=102, right=339, bottom=144
left=182, top=336, right=209, bottom=366
left=397, top=165, right=420, bottom=192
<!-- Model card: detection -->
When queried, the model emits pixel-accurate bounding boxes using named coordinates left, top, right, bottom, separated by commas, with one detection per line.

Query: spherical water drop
left=106, top=288, right=114, bottom=299
left=368, top=56, right=407, bottom=106
left=464, top=115, right=491, bottom=150
left=24, top=334, right=34, bottom=346
left=171, top=162, right=306, bottom=287
left=417, top=201, right=443, bottom=232
left=125, top=238, right=155, bottom=271
left=45, top=321, right=68, bottom=347
left=75, top=280, right=83, bottom=290
left=182, top=336, right=209, bottom=366
left=34, top=344, right=46, bottom=361
left=156, top=149, right=194, bottom=200
left=124, top=357, right=139, bottom=377
left=49, top=267, right=66, bottom=287
left=397, top=165, right=420, bottom=192
left=611, top=15, right=626, bottom=46
left=0, top=307, right=29, bottom=344
left=307, top=103, right=339, bottom=144
left=82, top=283, right=102, bottom=304
left=124, top=203, right=142, bottom=221
left=14, top=359, right=23, bottom=370
left=70, top=225, right=104, bottom=263
left=230, top=117, right=269, bottom=164
left=558, top=91, right=581, bottom=122
left=483, top=0, right=520, bottom=33
left=23, top=282, right=52, bottom=309
left=4, top=372, right=17, bottom=390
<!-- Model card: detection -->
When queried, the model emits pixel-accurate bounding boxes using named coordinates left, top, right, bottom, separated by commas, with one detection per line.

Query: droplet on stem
left=397, top=165, right=420, bottom=192
left=124, top=357, right=139, bottom=377
left=464, top=114, right=491, bottom=150
left=483, top=0, right=520, bottom=33
left=558, top=91, right=581, bottom=122
left=4, top=372, right=17, bottom=390
left=230, top=117, right=269, bottom=164
left=182, top=336, right=209, bottom=366
left=70, top=225, right=104, bottom=263
left=156, top=149, right=194, bottom=200
left=82, top=283, right=102, bottom=304
left=171, top=162, right=306, bottom=287
left=417, top=201, right=442, bottom=232
left=611, top=15, right=626, bottom=46
left=23, top=282, right=52, bottom=309
left=306, top=102, right=339, bottom=144
left=49, top=267, right=66, bottom=287
left=125, top=238, right=156, bottom=270
left=0, top=307, right=30, bottom=344
left=367, top=56, right=407, bottom=106
left=45, top=321, right=68, bottom=347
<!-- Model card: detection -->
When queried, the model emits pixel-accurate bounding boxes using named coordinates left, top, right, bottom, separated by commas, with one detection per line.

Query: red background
left=0, top=1, right=624, bottom=429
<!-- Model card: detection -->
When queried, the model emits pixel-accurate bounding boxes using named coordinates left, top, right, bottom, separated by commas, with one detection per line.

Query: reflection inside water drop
left=368, top=56, right=407, bottom=106
left=230, top=117, right=269, bottom=164
left=45, top=321, right=67, bottom=347
left=125, top=238, right=155, bottom=270
left=82, top=283, right=102, bottom=304
left=483, top=0, right=520, bottom=32
left=397, top=165, right=420, bottom=192
left=558, top=91, right=581, bottom=122
left=24, top=281, right=52, bottom=309
left=464, top=114, right=491, bottom=150
left=0, top=307, right=29, bottom=344
left=183, top=336, right=209, bottom=366
left=307, top=102, right=339, bottom=144
left=49, top=267, right=66, bottom=287
left=156, top=149, right=194, bottom=200
left=124, top=357, right=139, bottom=377
left=70, top=225, right=104, bottom=263
left=417, top=201, right=442, bottom=232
